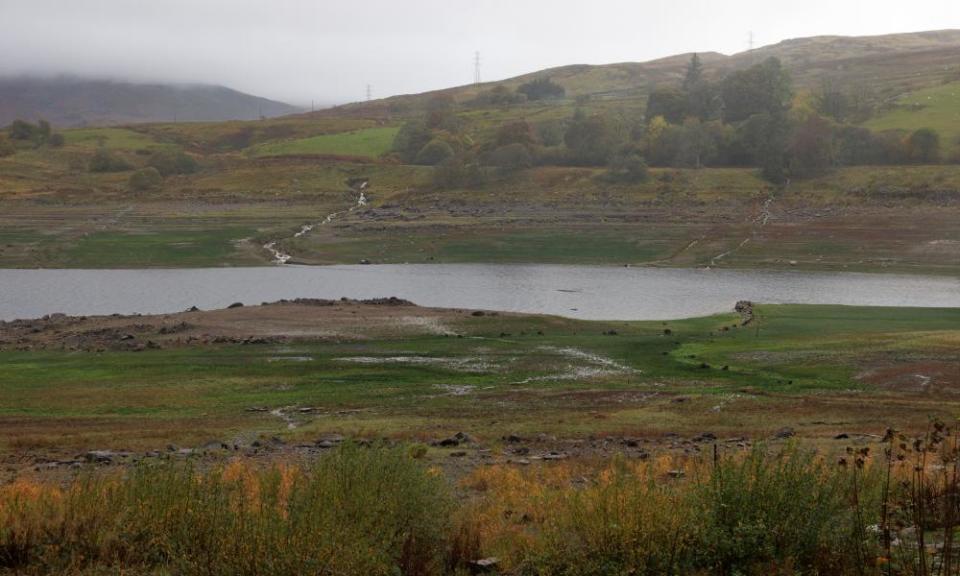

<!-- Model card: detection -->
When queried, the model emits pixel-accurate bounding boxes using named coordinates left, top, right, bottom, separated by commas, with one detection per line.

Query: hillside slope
left=324, top=29, right=960, bottom=117
left=0, top=76, right=302, bottom=127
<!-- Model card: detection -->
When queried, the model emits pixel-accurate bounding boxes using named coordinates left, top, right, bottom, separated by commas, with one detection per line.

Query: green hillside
left=250, top=126, right=399, bottom=158
left=867, top=81, right=960, bottom=156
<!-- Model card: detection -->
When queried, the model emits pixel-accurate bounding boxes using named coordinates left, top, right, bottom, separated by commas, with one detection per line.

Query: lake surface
left=0, top=265, right=958, bottom=321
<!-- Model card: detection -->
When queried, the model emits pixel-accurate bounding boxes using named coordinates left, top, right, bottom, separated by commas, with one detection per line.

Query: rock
left=542, top=452, right=568, bottom=460
left=603, top=329, right=618, bottom=336
left=227, top=302, right=244, bottom=309
left=504, top=434, right=523, bottom=443
left=834, top=433, right=850, bottom=440
left=84, top=450, right=128, bottom=464
left=202, top=441, right=229, bottom=451
left=434, top=437, right=460, bottom=447
left=774, top=427, right=796, bottom=439
left=470, top=310, right=485, bottom=317
left=186, top=306, right=200, bottom=312
left=454, top=431, right=472, bottom=443
left=449, top=451, right=467, bottom=458
left=316, top=440, right=338, bottom=449
left=359, top=259, right=371, bottom=265
left=468, top=557, right=500, bottom=574
left=693, top=432, right=717, bottom=442
left=668, top=469, right=686, bottom=478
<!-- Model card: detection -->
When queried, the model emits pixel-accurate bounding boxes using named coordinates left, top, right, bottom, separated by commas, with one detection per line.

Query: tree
left=907, top=128, right=940, bottom=164
left=128, top=167, right=163, bottom=191
left=432, top=153, right=485, bottom=189
left=721, top=57, right=792, bottom=123
left=9, top=120, right=37, bottom=141
left=675, top=118, right=719, bottom=168
left=564, top=112, right=617, bottom=166
left=737, top=112, right=790, bottom=183
left=392, top=120, right=433, bottom=164
left=682, top=53, right=718, bottom=121
left=813, top=80, right=849, bottom=122
left=48, top=133, right=65, bottom=147
left=148, top=148, right=198, bottom=176
left=486, top=143, right=533, bottom=172
left=415, top=138, right=455, bottom=166
left=88, top=147, right=132, bottom=173
left=645, top=86, right=688, bottom=124
left=835, top=126, right=884, bottom=166
left=495, top=120, right=537, bottom=148
left=606, top=148, right=649, bottom=183
left=0, top=135, right=14, bottom=157
left=425, top=94, right=459, bottom=131
left=517, top=77, right=565, bottom=101
left=789, top=114, right=835, bottom=178
left=683, top=53, right=704, bottom=93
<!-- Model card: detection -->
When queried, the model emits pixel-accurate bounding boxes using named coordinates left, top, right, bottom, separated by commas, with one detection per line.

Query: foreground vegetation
left=7, top=435, right=960, bottom=575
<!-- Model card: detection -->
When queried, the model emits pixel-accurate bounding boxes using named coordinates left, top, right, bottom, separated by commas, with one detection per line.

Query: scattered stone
left=834, top=433, right=850, bottom=440
left=693, top=432, right=717, bottom=443
left=359, top=259, right=371, bottom=265
left=542, top=452, right=568, bottom=460
left=735, top=300, right=754, bottom=326
left=449, top=451, right=467, bottom=458
left=774, top=427, right=796, bottom=439
left=468, top=557, right=500, bottom=574
left=668, top=469, right=686, bottom=478
left=504, top=434, right=523, bottom=443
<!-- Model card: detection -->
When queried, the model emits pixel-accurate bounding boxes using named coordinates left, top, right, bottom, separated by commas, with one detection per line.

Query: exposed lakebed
left=0, top=264, right=957, bottom=321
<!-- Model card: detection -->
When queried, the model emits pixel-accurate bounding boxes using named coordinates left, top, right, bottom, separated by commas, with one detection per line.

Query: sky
left=1, top=0, right=959, bottom=106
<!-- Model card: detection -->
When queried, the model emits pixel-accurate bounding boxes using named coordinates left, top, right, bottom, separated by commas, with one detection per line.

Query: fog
left=1, top=0, right=957, bottom=105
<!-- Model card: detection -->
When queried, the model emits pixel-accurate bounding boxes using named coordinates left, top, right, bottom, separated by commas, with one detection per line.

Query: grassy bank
left=1, top=304, right=958, bottom=453
left=6, top=438, right=960, bottom=575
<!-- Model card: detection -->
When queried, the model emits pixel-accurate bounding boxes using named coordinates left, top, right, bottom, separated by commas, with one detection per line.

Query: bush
left=433, top=153, right=485, bottom=189
left=907, top=128, right=941, bottom=164
left=393, top=120, right=434, bottom=164
left=0, top=135, right=14, bottom=158
left=517, top=77, right=565, bottom=101
left=47, top=132, right=65, bottom=148
left=0, top=444, right=453, bottom=575
left=8, top=119, right=37, bottom=141
left=606, top=150, right=649, bottom=183
left=88, top=147, right=132, bottom=173
left=148, top=148, right=198, bottom=176
left=128, top=167, right=163, bottom=191
left=485, top=143, right=532, bottom=172
left=415, top=138, right=455, bottom=166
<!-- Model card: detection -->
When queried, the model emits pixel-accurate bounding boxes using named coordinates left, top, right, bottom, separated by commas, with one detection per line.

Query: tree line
left=391, top=55, right=950, bottom=188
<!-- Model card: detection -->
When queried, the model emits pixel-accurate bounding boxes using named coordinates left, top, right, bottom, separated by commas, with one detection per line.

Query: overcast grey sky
left=1, top=0, right=958, bottom=105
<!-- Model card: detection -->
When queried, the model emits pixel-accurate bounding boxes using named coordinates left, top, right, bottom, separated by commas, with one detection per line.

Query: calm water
left=0, top=265, right=957, bottom=321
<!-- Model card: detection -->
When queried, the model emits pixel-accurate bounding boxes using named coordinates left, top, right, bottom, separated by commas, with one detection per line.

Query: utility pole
left=366, top=84, right=372, bottom=101
left=474, top=51, right=481, bottom=85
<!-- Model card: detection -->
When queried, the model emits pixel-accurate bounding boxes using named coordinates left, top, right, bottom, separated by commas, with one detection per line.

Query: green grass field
left=866, top=81, right=960, bottom=156
left=2, top=304, right=957, bottom=451
left=250, top=126, right=400, bottom=158
left=62, top=127, right=166, bottom=150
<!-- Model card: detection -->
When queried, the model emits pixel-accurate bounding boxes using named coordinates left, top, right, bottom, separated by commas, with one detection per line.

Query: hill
left=324, top=29, right=960, bottom=118
left=0, top=76, right=302, bottom=127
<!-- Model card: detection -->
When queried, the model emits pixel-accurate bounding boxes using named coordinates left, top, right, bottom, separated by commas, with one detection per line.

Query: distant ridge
left=0, top=76, right=302, bottom=127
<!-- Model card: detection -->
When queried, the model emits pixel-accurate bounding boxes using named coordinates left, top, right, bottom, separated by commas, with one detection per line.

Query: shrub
left=485, top=143, right=532, bottom=172
left=433, top=153, right=485, bottom=189
left=128, top=167, right=163, bottom=191
left=606, top=150, right=649, bottom=183
left=0, top=444, right=453, bottom=575
left=907, top=128, right=941, bottom=164
left=88, top=147, right=132, bottom=172
left=148, top=148, right=198, bottom=176
left=517, top=77, right=566, bottom=101
left=47, top=132, right=65, bottom=148
left=393, top=120, right=434, bottom=164
left=415, top=138, right=455, bottom=166
left=0, top=135, right=14, bottom=157
left=8, top=119, right=37, bottom=141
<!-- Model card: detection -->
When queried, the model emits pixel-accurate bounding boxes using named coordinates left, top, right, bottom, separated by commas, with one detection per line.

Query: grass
left=14, top=440, right=960, bottom=575
left=867, top=81, right=960, bottom=157
left=250, top=126, right=400, bottom=158
left=1, top=305, right=958, bottom=452
left=61, top=227, right=260, bottom=267
left=61, top=128, right=165, bottom=151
